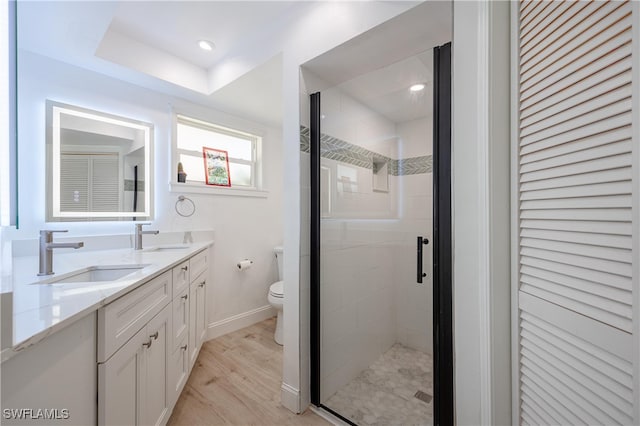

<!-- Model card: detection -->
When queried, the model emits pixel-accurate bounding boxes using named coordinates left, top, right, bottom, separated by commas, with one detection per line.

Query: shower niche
left=372, top=159, right=389, bottom=193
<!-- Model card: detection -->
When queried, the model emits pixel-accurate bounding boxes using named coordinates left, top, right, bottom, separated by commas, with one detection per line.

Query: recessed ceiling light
left=410, top=83, right=426, bottom=92
left=198, top=40, right=214, bottom=51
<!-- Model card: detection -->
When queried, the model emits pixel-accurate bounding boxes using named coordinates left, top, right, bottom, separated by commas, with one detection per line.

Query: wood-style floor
left=167, top=318, right=330, bottom=426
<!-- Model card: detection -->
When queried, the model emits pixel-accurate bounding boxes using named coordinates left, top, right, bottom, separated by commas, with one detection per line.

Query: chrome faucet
left=135, top=223, right=159, bottom=250
left=38, top=230, right=84, bottom=276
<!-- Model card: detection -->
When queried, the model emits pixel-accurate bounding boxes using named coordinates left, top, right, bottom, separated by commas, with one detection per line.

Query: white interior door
left=512, top=1, right=638, bottom=424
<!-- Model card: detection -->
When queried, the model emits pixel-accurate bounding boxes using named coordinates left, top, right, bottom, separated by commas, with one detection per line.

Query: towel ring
left=175, top=195, right=195, bottom=217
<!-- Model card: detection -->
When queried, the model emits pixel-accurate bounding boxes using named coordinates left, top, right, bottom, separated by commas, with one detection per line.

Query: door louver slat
left=521, top=218, right=632, bottom=235
left=520, top=1, right=610, bottom=69
left=521, top=2, right=630, bottom=83
left=520, top=125, right=631, bottom=163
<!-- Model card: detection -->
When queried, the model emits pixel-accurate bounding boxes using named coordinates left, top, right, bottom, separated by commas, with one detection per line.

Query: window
left=175, top=115, right=260, bottom=189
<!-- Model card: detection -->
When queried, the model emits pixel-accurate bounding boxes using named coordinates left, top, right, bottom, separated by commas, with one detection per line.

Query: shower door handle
left=417, top=236, right=429, bottom=283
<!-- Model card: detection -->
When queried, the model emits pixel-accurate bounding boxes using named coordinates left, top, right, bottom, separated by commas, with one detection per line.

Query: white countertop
left=1, top=241, right=213, bottom=363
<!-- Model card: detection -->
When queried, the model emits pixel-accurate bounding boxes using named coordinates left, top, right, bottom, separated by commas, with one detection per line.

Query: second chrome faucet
left=135, top=223, right=159, bottom=250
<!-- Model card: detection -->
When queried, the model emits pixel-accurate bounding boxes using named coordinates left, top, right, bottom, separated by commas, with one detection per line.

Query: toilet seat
left=269, top=281, right=284, bottom=298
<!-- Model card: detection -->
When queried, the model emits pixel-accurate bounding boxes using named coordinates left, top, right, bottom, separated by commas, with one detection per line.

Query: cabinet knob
left=181, top=294, right=188, bottom=300
left=181, top=345, right=187, bottom=351
left=143, top=339, right=153, bottom=349
left=181, top=266, right=188, bottom=271
left=199, top=281, right=206, bottom=288
left=150, top=331, right=159, bottom=341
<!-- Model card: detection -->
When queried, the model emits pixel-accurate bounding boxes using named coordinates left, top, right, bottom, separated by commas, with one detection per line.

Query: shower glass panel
left=315, top=49, right=434, bottom=426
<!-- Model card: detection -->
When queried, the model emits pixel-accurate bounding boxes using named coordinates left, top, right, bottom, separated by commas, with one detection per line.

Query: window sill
left=168, top=181, right=268, bottom=198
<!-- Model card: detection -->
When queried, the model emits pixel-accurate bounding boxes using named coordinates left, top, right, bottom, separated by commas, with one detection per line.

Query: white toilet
left=268, top=246, right=284, bottom=345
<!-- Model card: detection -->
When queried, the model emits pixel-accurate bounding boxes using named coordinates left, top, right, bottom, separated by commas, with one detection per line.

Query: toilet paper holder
left=237, top=259, right=253, bottom=270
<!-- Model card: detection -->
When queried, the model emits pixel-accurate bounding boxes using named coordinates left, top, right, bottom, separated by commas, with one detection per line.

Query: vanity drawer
left=172, top=260, right=190, bottom=297
left=172, top=286, right=189, bottom=350
left=189, top=249, right=208, bottom=284
left=98, top=270, right=172, bottom=362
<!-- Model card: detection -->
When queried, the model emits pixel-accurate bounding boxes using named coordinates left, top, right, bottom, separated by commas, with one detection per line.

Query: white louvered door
left=60, top=153, right=121, bottom=213
left=513, top=1, right=638, bottom=424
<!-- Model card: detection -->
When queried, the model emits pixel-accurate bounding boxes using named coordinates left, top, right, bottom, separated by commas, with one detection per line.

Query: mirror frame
left=46, top=100, right=154, bottom=221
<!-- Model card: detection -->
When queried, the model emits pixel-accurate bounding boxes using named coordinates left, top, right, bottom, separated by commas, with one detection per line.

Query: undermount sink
left=34, top=264, right=149, bottom=285
left=142, top=245, right=190, bottom=252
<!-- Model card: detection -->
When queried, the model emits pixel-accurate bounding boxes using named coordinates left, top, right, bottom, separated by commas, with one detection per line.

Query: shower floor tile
left=324, top=343, right=433, bottom=426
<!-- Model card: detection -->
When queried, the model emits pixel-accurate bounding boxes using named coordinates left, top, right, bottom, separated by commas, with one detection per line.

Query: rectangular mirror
left=46, top=100, right=153, bottom=221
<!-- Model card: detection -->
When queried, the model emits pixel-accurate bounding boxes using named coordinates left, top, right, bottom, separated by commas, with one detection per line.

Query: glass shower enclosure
left=305, top=49, right=435, bottom=426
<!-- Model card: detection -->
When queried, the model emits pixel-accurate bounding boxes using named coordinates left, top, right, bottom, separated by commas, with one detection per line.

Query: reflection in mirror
left=46, top=101, right=153, bottom=221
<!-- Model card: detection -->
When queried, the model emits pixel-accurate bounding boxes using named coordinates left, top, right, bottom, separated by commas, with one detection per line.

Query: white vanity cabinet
left=1, top=245, right=211, bottom=426
left=98, top=247, right=210, bottom=426
left=98, top=299, right=171, bottom=426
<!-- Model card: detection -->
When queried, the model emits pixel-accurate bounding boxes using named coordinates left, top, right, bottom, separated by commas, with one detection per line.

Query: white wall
left=317, top=87, right=397, bottom=157
left=13, top=51, right=284, bottom=337
left=398, top=117, right=432, bottom=158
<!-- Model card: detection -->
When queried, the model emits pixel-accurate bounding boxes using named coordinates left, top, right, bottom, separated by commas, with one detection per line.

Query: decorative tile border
left=396, top=155, right=433, bottom=176
left=300, top=126, right=431, bottom=175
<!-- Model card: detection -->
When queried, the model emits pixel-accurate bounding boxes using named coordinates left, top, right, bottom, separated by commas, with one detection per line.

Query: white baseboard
left=281, top=382, right=301, bottom=414
left=206, top=305, right=276, bottom=341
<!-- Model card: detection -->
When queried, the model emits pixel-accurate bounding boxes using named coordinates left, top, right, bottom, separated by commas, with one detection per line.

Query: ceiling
left=302, top=1, right=450, bottom=124
left=17, top=1, right=450, bottom=127
left=107, top=2, right=301, bottom=70
left=337, top=51, right=433, bottom=124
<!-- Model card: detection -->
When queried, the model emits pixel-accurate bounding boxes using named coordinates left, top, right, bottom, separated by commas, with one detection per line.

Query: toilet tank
left=274, top=246, right=284, bottom=280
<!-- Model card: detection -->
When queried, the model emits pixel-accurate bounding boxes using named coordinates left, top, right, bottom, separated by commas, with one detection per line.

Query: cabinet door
left=188, top=276, right=208, bottom=369
left=172, top=287, right=189, bottom=350
left=195, top=279, right=207, bottom=349
left=188, top=283, right=198, bottom=369
left=141, top=304, right=171, bottom=426
left=169, top=336, right=189, bottom=408
left=98, top=327, right=146, bottom=426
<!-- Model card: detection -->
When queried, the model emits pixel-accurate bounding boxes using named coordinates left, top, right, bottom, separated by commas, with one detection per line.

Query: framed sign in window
left=202, top=147, right=231, bottom=187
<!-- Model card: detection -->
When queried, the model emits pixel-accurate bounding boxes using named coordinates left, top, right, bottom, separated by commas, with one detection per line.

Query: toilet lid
left=269, top=281, right=284, bottom=297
